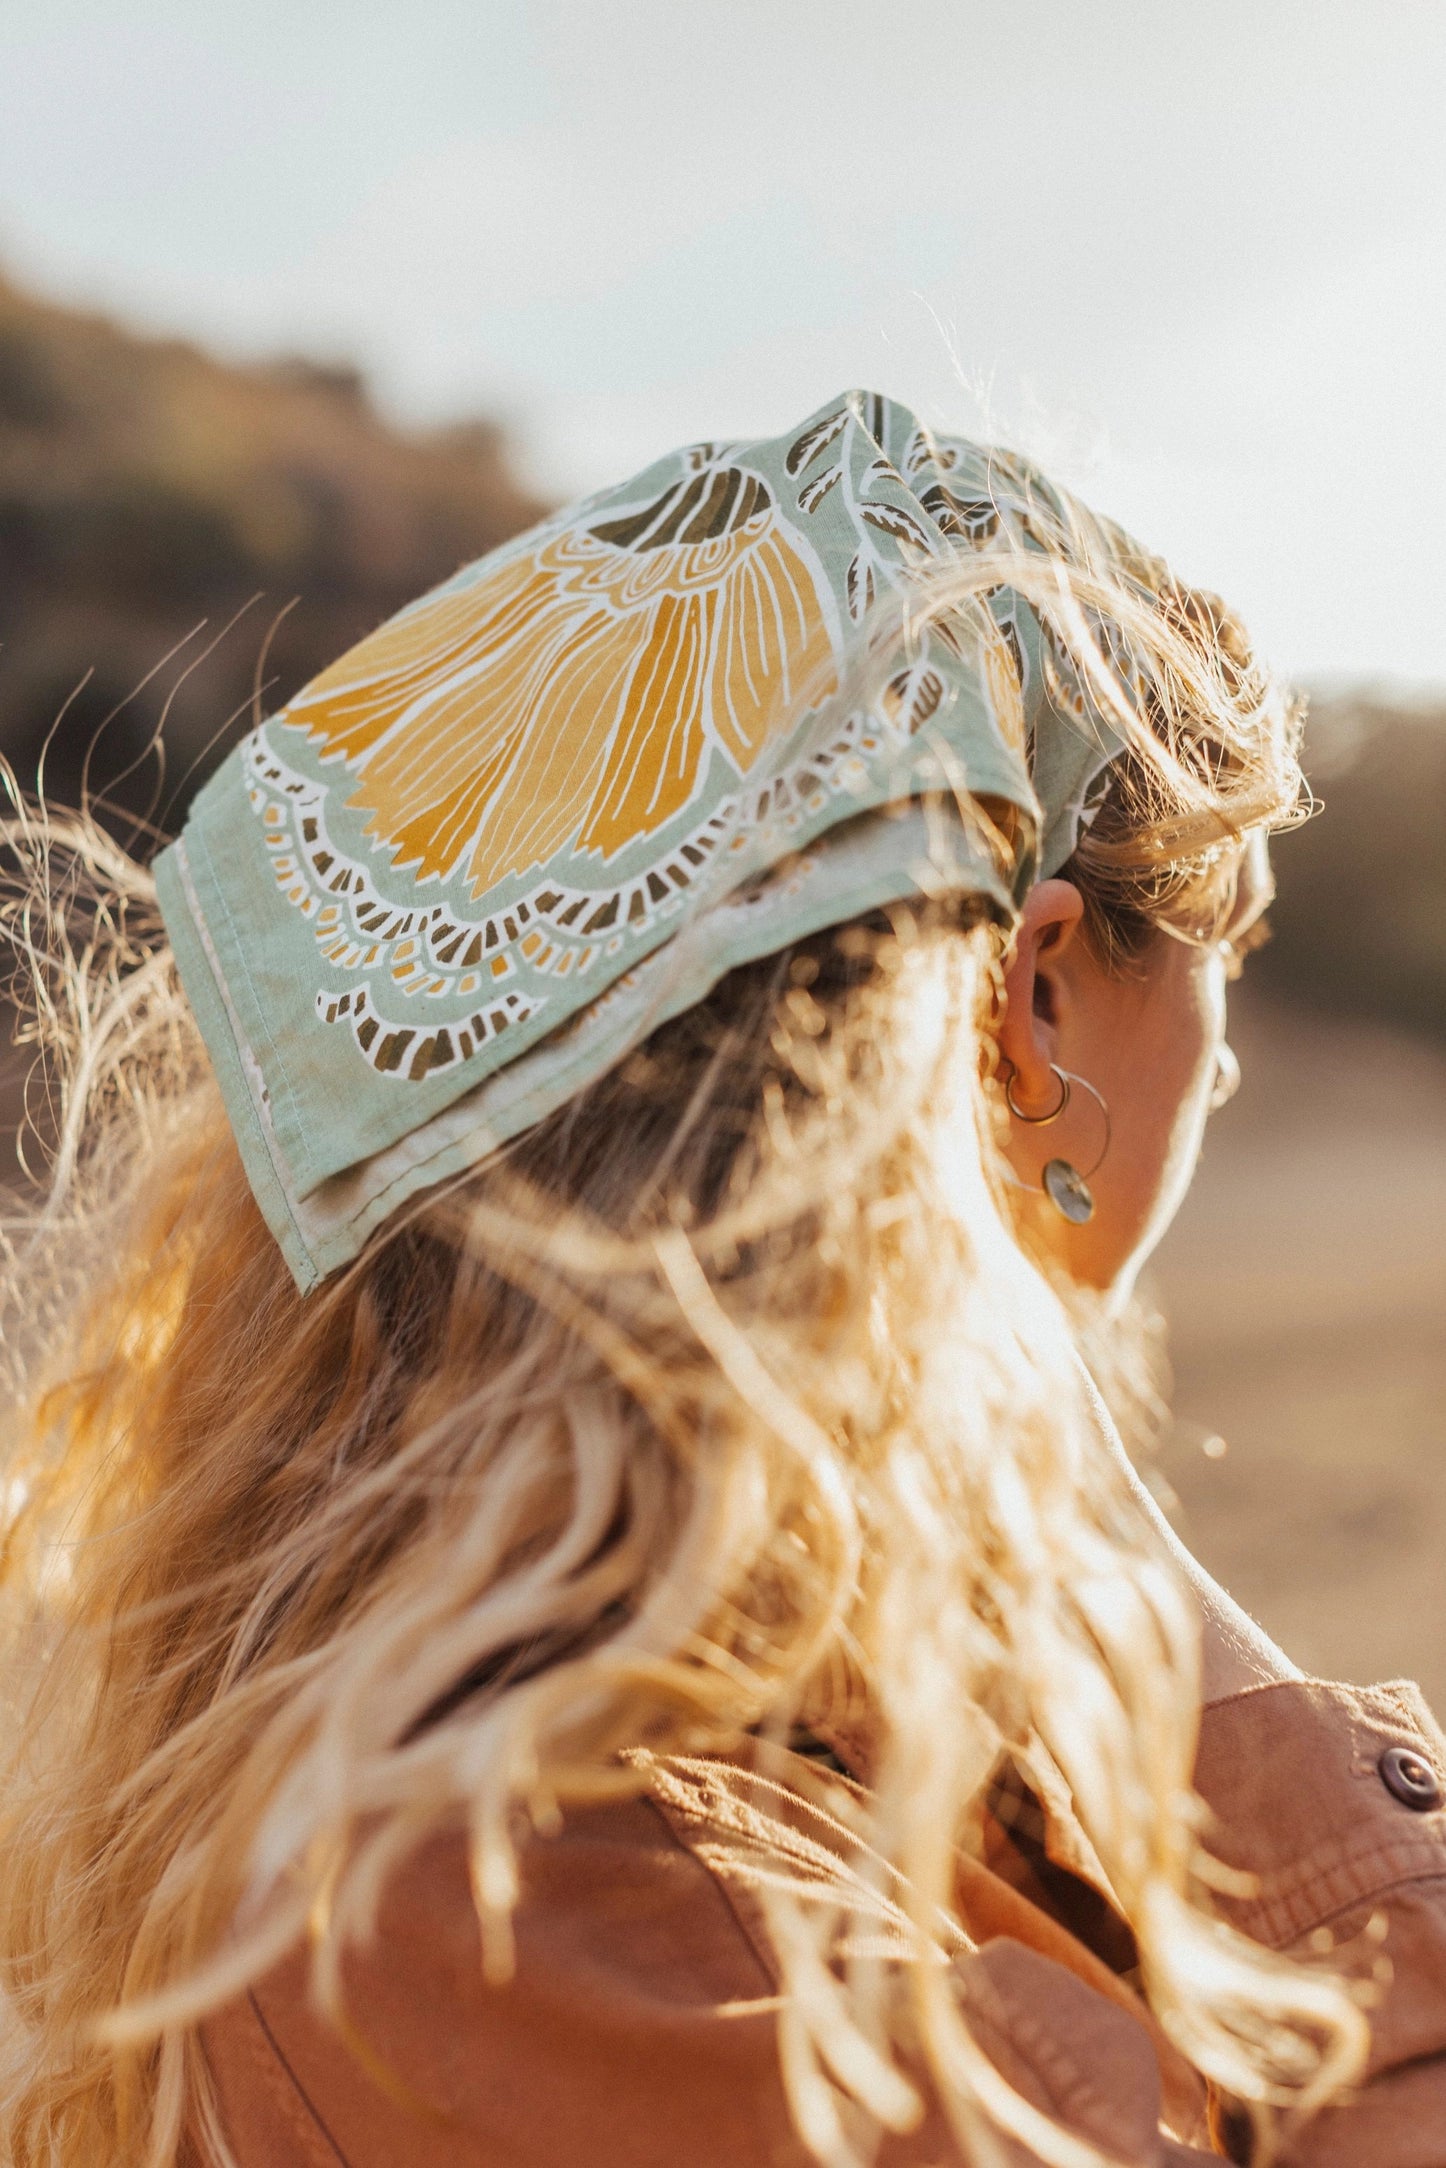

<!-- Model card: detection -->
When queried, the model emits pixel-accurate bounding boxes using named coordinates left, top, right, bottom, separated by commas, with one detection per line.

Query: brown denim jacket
left=201, top=1679, right=1446, bottom=2165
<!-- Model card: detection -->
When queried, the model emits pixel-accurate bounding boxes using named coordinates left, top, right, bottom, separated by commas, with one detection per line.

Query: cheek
left=1144, top=957, right=1226, bottom=1194
left=1084, top=951, right=1220, bottom=1188
left=1087, top=958, right=1212, bottom=1130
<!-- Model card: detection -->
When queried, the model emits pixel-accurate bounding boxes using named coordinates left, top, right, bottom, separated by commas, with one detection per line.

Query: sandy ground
left=1149, top=990, right=1446, bottom=1707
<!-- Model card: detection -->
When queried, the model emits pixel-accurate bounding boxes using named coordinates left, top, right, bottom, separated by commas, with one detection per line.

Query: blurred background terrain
left=0, top=267, right=1441, bottom=1701
left=0, top=270, right=544, bottom=826
left=1153, top=992, right=1446, bottom=1708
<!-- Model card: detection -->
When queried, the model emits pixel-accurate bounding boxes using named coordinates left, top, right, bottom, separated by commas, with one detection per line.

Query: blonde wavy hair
left=0, top=496, right=1366, bottom=2168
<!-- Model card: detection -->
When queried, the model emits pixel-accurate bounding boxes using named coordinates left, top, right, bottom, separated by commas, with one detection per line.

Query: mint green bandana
left=156, top=391, right=1126, bottom=1290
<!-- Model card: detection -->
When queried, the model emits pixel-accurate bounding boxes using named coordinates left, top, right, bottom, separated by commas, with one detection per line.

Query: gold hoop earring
left=1003, top=1064, right=1070, bottom=1125
left=1002, top=1066, right=1112, bottom=1225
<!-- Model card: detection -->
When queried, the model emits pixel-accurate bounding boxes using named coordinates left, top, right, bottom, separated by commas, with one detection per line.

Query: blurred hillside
left=1257, top=698, right=1446, bottom=1043
left=0, top=269, right=546, bottom=827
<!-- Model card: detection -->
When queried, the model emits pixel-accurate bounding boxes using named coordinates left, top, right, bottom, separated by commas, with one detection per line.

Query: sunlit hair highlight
left=0, top=485, right=1365, bottom=2168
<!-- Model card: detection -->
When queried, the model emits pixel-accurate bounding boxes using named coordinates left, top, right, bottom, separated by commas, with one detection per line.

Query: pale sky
left=3, top=0, right=1446, bottom=683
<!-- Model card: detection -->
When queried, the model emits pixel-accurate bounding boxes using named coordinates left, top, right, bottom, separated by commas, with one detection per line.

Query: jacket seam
left=1285, top=1867, right=1446, bottom=1943
left=638, top=1791, right=783, bottom=1999
left=1231, top=1850, right=1446, bottom=1949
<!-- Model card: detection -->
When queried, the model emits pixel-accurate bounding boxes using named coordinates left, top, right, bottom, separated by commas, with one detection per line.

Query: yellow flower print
left=280, top=463, right=839, bottom=898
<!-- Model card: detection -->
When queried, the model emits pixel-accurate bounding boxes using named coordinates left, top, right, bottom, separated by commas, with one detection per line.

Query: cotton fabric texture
left=155, top=391, right=1124, bottom=1290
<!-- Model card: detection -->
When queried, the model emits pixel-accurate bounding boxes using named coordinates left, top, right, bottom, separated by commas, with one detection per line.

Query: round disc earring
left=1041, top=1153, right=1097, bottom=1225
left=1041, top=1070, right=1111, bottom=1224
left=1002, top=1065, right=1112, bottom=1225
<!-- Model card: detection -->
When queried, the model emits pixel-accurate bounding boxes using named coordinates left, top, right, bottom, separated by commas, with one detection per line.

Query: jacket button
left=1378, top=1745, right=1442, bottom=1811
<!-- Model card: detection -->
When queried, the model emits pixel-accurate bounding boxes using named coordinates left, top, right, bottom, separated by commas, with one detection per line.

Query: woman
left=0, top=391, right=1442, bottom=2167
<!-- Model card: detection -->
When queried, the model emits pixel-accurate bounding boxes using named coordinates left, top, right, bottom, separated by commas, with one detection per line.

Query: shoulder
left=200, top=1754, right=1194, bottom=2168
left=203, top=1783, right=807, bottom=2168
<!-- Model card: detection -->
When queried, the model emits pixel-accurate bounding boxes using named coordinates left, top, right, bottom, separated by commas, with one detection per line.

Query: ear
left=997, top=878, right=1086, bottom=1115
